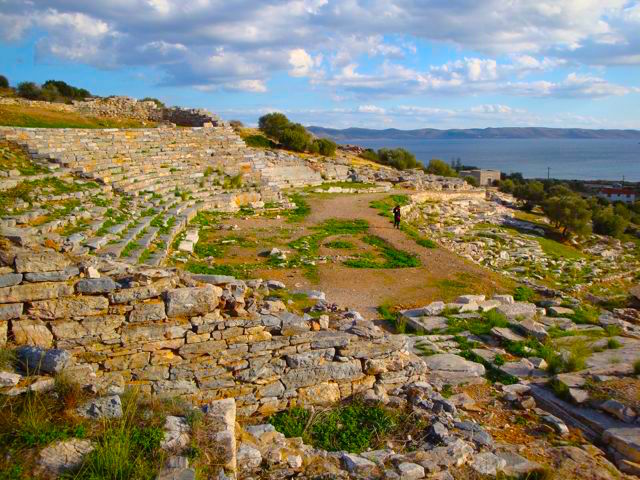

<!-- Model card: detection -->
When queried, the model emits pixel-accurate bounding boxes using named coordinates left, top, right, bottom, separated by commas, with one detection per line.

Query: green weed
left=513, top=286, right=535, bottom=302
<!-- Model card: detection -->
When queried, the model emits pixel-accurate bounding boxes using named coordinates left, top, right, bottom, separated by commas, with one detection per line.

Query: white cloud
left=358, top=104, right=386, bottom=114
left=1, top=0, right=638, bottom=97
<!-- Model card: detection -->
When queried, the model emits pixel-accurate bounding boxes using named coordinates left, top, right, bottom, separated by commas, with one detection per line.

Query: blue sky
left=1, top=0, right=639, bottom=129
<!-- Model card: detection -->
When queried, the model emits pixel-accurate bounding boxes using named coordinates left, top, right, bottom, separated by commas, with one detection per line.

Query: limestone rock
left=24, top=267, right=80, bottom=283
left=12, top=319, right=54, bottom=347
left=78, top=395, right=123, bottom=419
left=165, top=285, right=220, bottom=317
left=0, top=371, right=22, bottom=387
left=496, top=302, right=537, bottom=319
left=161, top=416, right=191, bottom=451
left=29, top=295, right=109, bottom=320
left=422, top=353, right=485, bottom=381
left=470, top=452, right=507, bottom=477
left=397, top=462, right=425, bottom=479
left=15, top=251, right=70, bottom=273
left=0, top=273, right=23, bottom=288
left=238, top=443, right=262, bottom=470
left=129, top=302, right=167, bottom=322
left=342, top=453, right=377, bottom=474
left=0, top=303, right=23, bottom=320
left=0, top=282, right=74, bottom=303
left=76, top=278, right=117, bottom=294
left=37, top=438, right=94, bottom=476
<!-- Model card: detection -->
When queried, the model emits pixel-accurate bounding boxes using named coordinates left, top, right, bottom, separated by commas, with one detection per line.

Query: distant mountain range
left=307, top=126, right=640, bottom=141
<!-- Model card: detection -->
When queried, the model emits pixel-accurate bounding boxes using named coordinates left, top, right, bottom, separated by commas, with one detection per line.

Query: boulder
left=549, top=306, right=575, bottom=317
left=406, top=316, right=448, bottom=332
left=516, top=319, right=548, bottom=340
left=16, top=346, right=71, bottom=374
left=397, top=462, right=425, bottom=479
left=603, top=428, right=640, bottom=463
left=342, top=453, right=377, bottom=474
left=401, top=301, right=445, bottom=317
left=37, top=438, right=94, bottom=476
left=423, top=353, right=485, bottom=382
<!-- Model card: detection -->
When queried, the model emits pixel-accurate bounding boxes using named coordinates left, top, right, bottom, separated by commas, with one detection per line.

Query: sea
left=339, top=138, right=640, bottom=182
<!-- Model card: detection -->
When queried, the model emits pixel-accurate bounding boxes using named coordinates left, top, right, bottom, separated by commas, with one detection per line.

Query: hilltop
left=308, top=125, right=640, bottom=140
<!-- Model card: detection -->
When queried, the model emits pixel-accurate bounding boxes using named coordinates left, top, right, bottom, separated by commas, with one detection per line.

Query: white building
left=597, top=188, right=637, bottom=204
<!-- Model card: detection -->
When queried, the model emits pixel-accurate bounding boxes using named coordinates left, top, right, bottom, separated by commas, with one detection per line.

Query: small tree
left=499, top=178, right=516, bottom=194
left=592, top=205, right=629, bottom=238
left=378, top=148, right=420, bottom=170
left=514, top=181, right=545, bottom=211
left=463, top=175, right=479, bottom=187
left=543, top=193, right=592, bottom=238
left=426, top=158, right=457, bottom=177
left=17, top=81, right=41, bottom=100
left=359, top=149, right=379, bottom=163
left=0, top=75, right=9, bottom=88
left=258, top=112, right=290, bottom=140
left=313, top=138, right=337, bottom=156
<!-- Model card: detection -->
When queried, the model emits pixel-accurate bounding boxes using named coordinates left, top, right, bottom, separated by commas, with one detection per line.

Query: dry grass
left=0, top=104, right=156, bottom=129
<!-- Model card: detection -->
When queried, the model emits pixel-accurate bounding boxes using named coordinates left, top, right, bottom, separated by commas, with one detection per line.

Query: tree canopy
left=425, top=159, right=457, bottom=177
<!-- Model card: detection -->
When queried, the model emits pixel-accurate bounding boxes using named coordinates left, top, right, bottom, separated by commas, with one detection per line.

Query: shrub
left=313, top=138, right=337, bottom=156
left=463, top=175, right=479, bottom=187
left=243, top=134, right=275, bottom=148
left=499, top=178, right=516, bottom=194
left=378, top=148, right=421, bottom=170
left=0, top=75, right=8, bottom=88
left=279, top=124, right=312, bottom=152
left=513, top=286, right=535, bottom=302
left=17, top=82, right=41, bottom=100
left=377, top=303, right=405, bottom=333
left=269, top=407, right=310, bottom=438
left=359, top=149, right=379, bottom=162
left=634, top=359, right=640, bottom=375
left=425, top=159, right=457, bottom=177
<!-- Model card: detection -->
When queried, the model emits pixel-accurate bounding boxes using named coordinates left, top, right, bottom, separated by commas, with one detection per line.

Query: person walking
left=393, top=205, right=401, bottom=229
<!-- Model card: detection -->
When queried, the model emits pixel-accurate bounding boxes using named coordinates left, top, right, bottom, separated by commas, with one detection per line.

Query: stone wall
left=0, top=248, right=426, bottom=417
left=409, top=189, right=486, bottom=203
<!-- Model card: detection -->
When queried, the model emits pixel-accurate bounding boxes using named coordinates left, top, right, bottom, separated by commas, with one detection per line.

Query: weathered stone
left=0, top=371, right=22, bottom=387
left=541, top=413, right=569, bottom=436
left=493, top=294, right=515, bottom=304
left=165, top=285, right=220, bottom=317
left=16, top=345, right=71, bottom=374
left=237, top=443, right=262, bottom=470
left=14, top=251, right=70, bottom=273
left=78, top=395, right=123, bottom=419
left=516, top=319, right=549, bottom=340
left=0, top=273, right=22, bottom=287
left=129, top=302, right=167, bottom=322
left=12, top=319, right=54, bottom=347
left=600, top=399, right=637, bottom=423
left=205, top=399, right=236, bottom=473
left=342, top=453, right=377, bottom=474
left=75, top=277, right=117, bottom=294
left=401, top=302, right=445, bottom=317
left=397, top=462, right=425, bottom=479
left=496, top=302, right=537, bottom=319
left=491, top=327, right=525, bottom=342
left=549, top=306, right=575, bottom=317
left=422, top=353, right=485, bottom=379
left=28, top=296, right=109, bottom=319
left=30, top=376, right=55, bottom=393
left=281, top=360, right=363, bottom=389
left=37, top=438, right=94, bottom=476
left=298, top=382, right=341, bottom=405
left=470, top=452, right=507, bottom=477
left=161, top=416, right=191, bottom=451
left=0, top=282, right=74, bottom=303
left=406, top=316, right=448, bottom=332
left=456, top=294, right=485, bottom=304
left=0, top=303, right=23, bottom=320
left=24, top=267, right=79, bottom=282
left=496, top=452, right=544, bottom=477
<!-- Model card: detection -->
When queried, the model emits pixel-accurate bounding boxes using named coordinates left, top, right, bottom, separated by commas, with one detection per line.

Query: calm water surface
left=340, top=138, right=640, bottom=181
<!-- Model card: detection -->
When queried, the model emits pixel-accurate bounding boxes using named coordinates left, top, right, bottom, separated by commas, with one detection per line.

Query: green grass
left=377, top=302, right=406, bottom=333
left=121, top=241, right=140, bottom=258
left=370, top=195, right=437, bottom=250
left=607, top=338, right=622, bottom=349
left=536, top=237, right=585, bottom=260
left=184, top=261, right=256, bottom=279
left=546, top=339, right=592, bottom=374
left=513, top=286, right=535, bottom=302
left=0, top=177, right=95, bottom=216
left=0, top=141, right=49, bottom=175
left=269, top=401, right=398, bottom=454
left=567, top=305, right=600, bottom=325
left=344, top=235, right=419, bottom=269
left=324, top=240, right=355, bottom=249
left=312, top=181, right=379, bottom=191
left=444, top=309, right=509, bottom=336
left=285, top=193, right=311, bottom=223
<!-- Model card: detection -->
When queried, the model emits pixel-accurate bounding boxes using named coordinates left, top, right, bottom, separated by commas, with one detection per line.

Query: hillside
left=308, top=125, right=640, bottom=140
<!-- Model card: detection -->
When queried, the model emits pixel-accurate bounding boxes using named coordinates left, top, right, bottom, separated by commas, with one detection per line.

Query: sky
left=1, top=0, right=639, bottom=130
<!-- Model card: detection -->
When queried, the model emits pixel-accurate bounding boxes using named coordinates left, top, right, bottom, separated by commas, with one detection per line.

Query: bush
left=426, top=159, right=457, bottom=177
left=313, top=138, right=337, bottom=156
left=514, top=181, right=545, bottom=211
left=359, top=149, right=379, bottom=162
left=592, top=205, right=629, bottom=238
left=499, top=178, right=516, bottom=194
left=17, top=82, right=41, bottom=100
left=243, top=134, right=275, bottom=148
left=634, top=359, right=640, bottom=375
left=378, top=148, right=421, bottom=170
left=463, top=175, right=479, bottom=187
left=279, top=124, right=312, bottom=152
left=0, top=75, right=8, bottom=88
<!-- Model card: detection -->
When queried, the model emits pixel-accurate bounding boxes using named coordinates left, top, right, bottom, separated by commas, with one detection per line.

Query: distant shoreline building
left=597, top=187, right=637, bottom=204
left=459, top=169, right=501, bottom=186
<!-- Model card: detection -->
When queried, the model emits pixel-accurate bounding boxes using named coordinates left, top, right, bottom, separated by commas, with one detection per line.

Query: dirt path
left=258, top=192, right=512, bottom=318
